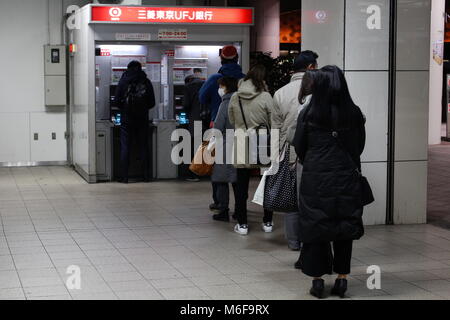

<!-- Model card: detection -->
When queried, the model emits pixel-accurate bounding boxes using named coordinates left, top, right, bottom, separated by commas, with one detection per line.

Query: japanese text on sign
left=90, top=6, right=254, bottom=25
left=140, top=10, right=213, bottom=21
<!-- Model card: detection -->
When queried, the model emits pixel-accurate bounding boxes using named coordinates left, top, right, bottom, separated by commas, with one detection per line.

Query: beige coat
left=229, top=79, right=273, bottom=168
left=272, top=72, right=304, bottom=164
left=229, top=79, right=273, bottom=131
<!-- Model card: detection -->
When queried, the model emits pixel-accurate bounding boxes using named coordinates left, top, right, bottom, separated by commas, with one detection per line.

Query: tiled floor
left=428, top=142, right=450, bottom=229
left=1, top=166, right=450, bottom=300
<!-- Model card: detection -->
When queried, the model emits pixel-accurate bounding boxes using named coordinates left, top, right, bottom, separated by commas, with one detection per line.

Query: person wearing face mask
left=211, top=77, right=239, bottom=222
left=199, top=45, right=246, bottom=214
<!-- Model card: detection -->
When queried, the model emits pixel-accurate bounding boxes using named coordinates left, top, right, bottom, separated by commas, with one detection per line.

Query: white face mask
left=218, top=88, right=226, bottom=98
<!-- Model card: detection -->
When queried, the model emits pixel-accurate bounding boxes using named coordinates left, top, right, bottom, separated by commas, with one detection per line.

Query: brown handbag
left=189, top=141, right=215, bottom=176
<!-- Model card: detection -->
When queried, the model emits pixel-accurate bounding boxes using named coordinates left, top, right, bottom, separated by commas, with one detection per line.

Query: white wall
left=72, top=5, right=94, bottom=177
left=0, top=0, right=88, bottom=164
left=429, top=0, right=445, bottom=145
left=393, top=0, right=431, bottom=224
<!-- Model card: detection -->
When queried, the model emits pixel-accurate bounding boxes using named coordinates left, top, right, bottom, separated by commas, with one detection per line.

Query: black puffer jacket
left=293, top=104, right=366, bottom=244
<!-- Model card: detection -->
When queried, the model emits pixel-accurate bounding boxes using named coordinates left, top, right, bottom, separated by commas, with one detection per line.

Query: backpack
left=125, top=79, right=150, bottom=114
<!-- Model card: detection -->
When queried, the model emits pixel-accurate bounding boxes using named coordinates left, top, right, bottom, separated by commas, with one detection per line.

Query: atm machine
left=94, top=45, right=154, bottom=182
left=70, top=4, right=253, bottom=183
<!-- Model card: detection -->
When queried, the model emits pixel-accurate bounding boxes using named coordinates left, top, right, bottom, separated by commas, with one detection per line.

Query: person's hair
left=306, top=65, right=358, bottom=129
left=221, top=55, right=239, bottom=65
left=218, top=76, right=238, bottom=94
left=127, top=60, right=142, bottom=72
left=193, top=68, right=202, bottom=74
left=294, top=50, right=319, bottom=72
left=244, top=64, right=266, bottom=93
left=298, top=70, right=317, bottom=104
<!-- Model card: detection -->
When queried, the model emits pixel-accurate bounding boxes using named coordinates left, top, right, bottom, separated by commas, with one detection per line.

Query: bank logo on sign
left=109, top=7, right=122, bottom=21
left=315, top=10, right=327, bottom=24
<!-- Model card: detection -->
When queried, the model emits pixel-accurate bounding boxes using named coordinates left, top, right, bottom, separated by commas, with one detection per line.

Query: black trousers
left=212, top=182, right=219, bottom=204
left=298, top=241, right=353, bottom=278
left=216, top=183, right=237, bottom=211
left=235, top=168, right=273, bottom=225
left=120, top=122, right=149, bottom=181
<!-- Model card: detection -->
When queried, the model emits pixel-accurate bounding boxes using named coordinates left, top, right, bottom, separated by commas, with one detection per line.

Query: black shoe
left=310, top=279, right=325, bottom=299
left=331, top=278, right=348, bottom=298
left=213, top=210, right=230, bottom=222
left=209, top=203, right=220, bottom=212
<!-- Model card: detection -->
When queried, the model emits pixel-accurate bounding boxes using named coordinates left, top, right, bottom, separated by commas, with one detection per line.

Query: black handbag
left=329, top=106, right=374, bottom=207
left=263, top=145, right=298, bottom=212
left=360, top=175, right=375, bottom=207
left=332, top=131, right=375, bottom=207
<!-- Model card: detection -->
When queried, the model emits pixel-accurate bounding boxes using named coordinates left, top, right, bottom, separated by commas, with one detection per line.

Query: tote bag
left=189, top=141, right=215, bottom=176
left=263, top=145, right=298, bottom=212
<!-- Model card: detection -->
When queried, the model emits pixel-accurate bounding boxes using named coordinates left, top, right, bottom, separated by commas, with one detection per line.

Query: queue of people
left=197, top=45, right=369, bottom=299
left=116, top=47, right=369, bottom=299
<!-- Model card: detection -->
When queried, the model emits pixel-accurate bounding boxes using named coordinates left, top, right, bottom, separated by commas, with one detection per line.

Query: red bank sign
left=91, top=6, right=254, bottom=25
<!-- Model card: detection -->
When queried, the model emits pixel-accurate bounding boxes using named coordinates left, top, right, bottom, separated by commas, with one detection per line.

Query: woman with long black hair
left=293, top=65, right=366, bottom=299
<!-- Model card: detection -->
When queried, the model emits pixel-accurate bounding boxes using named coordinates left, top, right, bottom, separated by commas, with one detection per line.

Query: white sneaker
left=262, top=222, right=274, bottom=233
left=234, top=224, right=249, bottom=235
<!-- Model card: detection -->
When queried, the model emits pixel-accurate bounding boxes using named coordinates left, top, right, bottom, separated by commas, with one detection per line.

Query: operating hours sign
left=158, top=29, right=187, bottom=40
left=90, top=6, right=254, bottom=25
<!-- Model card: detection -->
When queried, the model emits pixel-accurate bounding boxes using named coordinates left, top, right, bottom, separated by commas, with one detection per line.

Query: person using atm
left=183, top=74, right=205, bottom=182
left=115, top=61, right=155, bottom=184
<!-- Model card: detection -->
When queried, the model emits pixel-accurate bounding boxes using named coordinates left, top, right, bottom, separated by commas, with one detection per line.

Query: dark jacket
left=115, top=70, right=155, bottom=124
left=293, top=104, right=366, bottom=244
left=212, top=93, right=237, bottom=183
left=199, top=63, right=245, bottom=121
left=183, top=78, right=204, bottom=135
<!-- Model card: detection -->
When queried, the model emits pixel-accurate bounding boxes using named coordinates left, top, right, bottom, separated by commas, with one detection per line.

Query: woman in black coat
left=293, top=66, right=366, bottom=299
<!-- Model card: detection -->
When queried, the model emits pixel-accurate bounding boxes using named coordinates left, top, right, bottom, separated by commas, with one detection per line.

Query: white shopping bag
left=207, top=136, right=216, bottom=153
left=251, top=147, right=287, bottom=207
left=252, top=171, right=267, bottom=206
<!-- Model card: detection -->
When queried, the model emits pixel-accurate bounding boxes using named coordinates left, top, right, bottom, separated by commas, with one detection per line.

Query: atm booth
left=70, top=4, right=253, bottom=183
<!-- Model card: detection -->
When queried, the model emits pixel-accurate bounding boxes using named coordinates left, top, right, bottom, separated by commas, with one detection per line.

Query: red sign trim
left=90, top=6, right=254, bottom=25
